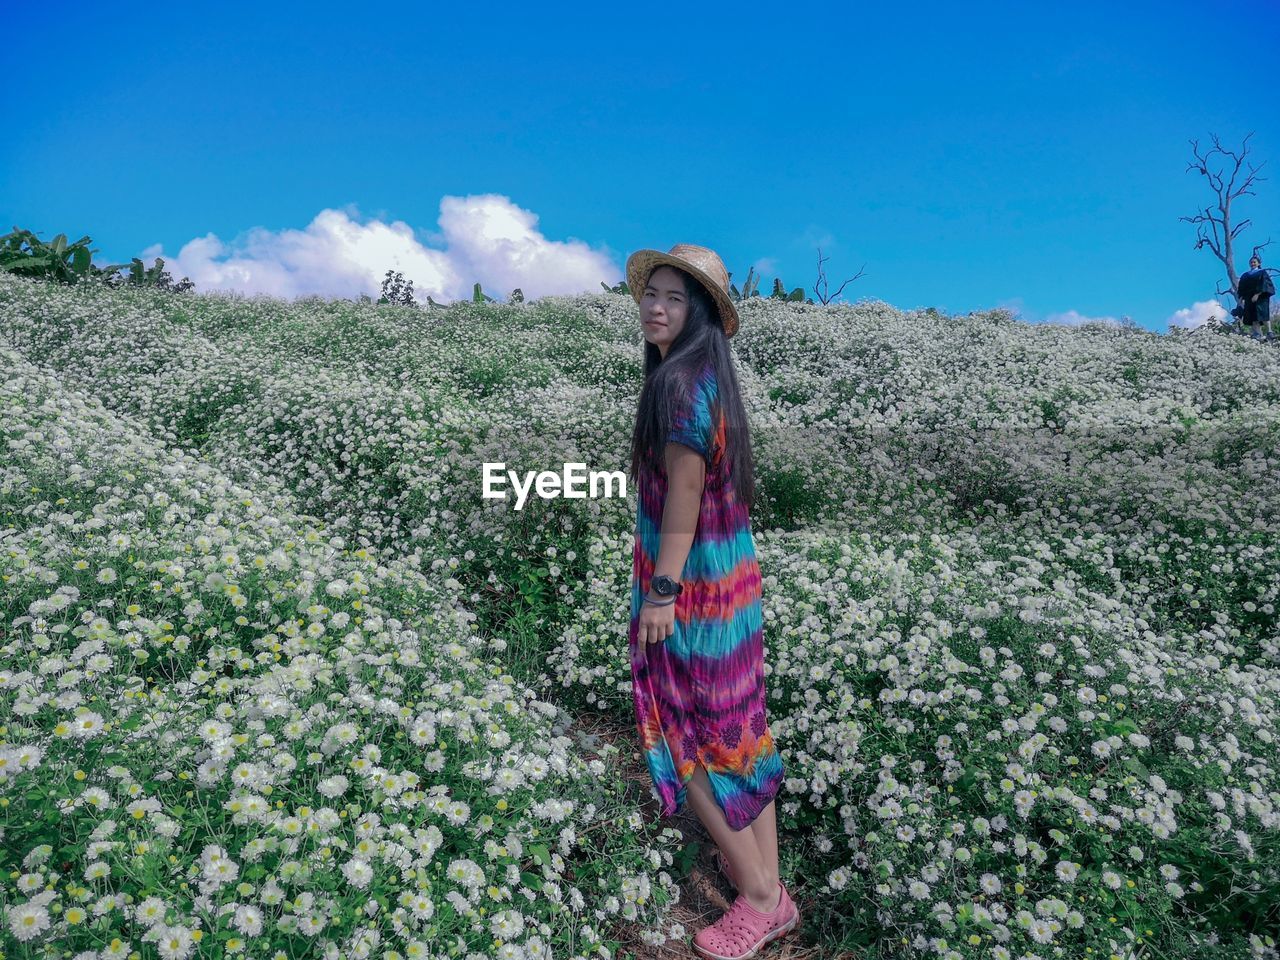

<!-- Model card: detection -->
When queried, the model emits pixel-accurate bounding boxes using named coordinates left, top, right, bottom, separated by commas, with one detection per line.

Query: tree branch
left=813, top=247, right=866, bottom=305
left=1182, top=132, right=1267, bottom=299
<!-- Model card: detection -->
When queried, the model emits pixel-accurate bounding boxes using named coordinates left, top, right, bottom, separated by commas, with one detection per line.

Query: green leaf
left=1, top=255, right=53, bottom=270
left=1122, top=758, right=1149, bottom=778
left=529, top=843, right=551, bottom=867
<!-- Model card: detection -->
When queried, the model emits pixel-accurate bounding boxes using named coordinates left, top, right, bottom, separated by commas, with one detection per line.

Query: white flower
left=85, top=861, right=111, bottom=880
left=135, top=896, right=167, bottom=926
left=407, top=893, right=436, bottom=921
left=155, top=925, right=195, bottom=960
left=980, top=873, right=1002, bottom=894
left=233, top=904, right=263, bottom=936
left=8, top=900, right=51, bottom=942
left=297, top=914, right=326, bottom=936
left=200, top=845, right=239, bottom=886
left=1055, top=861, right=1080, bottom=882
left=1028, top=917, right=1058, bottom=944
left=342, top=858, right=374, bottom=889
left=317, top=775, right=349, bottom=798
left=16, top=873, right=43, bottom=893
left=72, top=711, right=106, bottom=739
left=490, top=909, right=526, bottom=940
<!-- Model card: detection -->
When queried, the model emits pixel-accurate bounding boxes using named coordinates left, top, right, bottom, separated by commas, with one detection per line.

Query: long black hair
left=628, top=266, right=755, bottom=511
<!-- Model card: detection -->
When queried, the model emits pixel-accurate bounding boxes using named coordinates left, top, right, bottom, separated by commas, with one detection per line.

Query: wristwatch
left=650, top=575, right=683, bottom=598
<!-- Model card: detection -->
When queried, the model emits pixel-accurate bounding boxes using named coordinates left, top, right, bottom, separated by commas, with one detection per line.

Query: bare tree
left=1180, top=132, right=1270, bottom=304
left=812, top=247, right=866, bottom=305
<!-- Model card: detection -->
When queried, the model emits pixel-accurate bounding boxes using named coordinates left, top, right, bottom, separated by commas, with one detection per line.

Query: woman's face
left=1251, top=257, right=1261, bottom=270
left=640, top=266, right=689, bottom=358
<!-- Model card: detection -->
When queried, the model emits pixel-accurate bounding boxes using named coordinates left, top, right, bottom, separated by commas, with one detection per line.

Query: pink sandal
left=692, top=879, right=799, bottom=959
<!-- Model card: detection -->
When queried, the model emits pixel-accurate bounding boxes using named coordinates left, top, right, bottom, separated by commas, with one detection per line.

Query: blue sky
left=4, top=0, right=1277, bottom=332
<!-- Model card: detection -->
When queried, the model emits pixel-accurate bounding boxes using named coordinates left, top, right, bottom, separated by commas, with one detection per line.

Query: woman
left=624, top=243, right=797, bottom=958
left=1238, top=254, right=1276, bottom=341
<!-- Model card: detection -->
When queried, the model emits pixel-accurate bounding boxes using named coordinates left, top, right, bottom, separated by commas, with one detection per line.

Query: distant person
left=1238, top=254, right=1275, bottom=342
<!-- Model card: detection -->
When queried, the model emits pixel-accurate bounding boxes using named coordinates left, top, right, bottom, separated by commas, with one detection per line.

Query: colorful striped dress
left=628, top=360, right=784, bottom=831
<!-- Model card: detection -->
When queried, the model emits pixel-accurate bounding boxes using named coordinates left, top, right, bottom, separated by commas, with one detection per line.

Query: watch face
left=652, top=575, right=676, bottom=596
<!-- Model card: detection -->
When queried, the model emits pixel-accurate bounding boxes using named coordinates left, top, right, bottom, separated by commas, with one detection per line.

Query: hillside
left=1, top=274, right=1278, bottom=959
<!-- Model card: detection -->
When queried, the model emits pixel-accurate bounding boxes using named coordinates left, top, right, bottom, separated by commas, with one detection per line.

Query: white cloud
left=995, top=297, right=1026, bottom=319
left=1042, top=309, right=1121, bottom=327
left=751, top=257, right=778, bottom=279
left=1166, top=299, right=1226, bottom=330
left=141, top=195, right=620, bottom=302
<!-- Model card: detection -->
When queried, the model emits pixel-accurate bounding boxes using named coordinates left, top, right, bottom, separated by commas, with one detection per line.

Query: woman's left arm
left=654, top=443, right=707, bottom=583
left=636, top=443, right=706, bottom=654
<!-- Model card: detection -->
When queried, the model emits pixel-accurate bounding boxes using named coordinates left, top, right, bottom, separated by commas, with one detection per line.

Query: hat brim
left=625, top=249, right=740, bottom=338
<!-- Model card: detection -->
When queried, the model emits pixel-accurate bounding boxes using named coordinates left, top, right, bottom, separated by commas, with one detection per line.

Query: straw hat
left=625, top=243, right=740, bottom=338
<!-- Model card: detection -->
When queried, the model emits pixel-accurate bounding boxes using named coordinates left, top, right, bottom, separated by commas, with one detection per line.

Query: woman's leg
left=685, top=763, right=780, bottom=913
left=748, top=798, right=779, bottom=884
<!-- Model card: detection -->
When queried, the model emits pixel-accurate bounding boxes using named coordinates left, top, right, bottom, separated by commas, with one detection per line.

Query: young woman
left=1239, top=254, right=1276, bottom=342
left=624, top=243, right=798, bottom=958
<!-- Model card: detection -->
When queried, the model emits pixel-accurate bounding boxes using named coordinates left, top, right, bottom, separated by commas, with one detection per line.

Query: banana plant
left=770, top=277, right=806, bottom=302
left=0, top=227, right=125, bottom=284
left=128, top=256, right=169, bottom=285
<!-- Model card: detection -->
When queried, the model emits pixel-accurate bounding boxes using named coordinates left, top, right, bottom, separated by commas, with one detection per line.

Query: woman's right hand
left=636, top=594, right=676, bottom=659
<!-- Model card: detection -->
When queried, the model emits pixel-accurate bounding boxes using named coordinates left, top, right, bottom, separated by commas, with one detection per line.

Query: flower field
left=1, top=273, right=1278, bottom=959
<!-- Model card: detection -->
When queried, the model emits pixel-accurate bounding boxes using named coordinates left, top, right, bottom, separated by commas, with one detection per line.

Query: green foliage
left=472, top=281, right=494, bottom=303
left=771, top=277, right=808, bottom=302
left=378, top=269, right=416, bottom=306
left=106, top=256, right=195, bottom=292
left=509, top=287, right=524, bottom=303
left=0, top=227, right=119, bottom=284
left=601, top=279, right=630, bottom=295
left=0, top=226, right=193, bottom=292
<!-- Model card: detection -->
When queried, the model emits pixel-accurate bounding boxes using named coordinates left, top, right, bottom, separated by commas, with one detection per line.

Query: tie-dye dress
left=629, top=361, right=784, bottom=831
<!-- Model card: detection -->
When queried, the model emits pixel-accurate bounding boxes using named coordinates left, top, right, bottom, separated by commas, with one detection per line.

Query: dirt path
left=567, top=710, right=845, bottom=960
